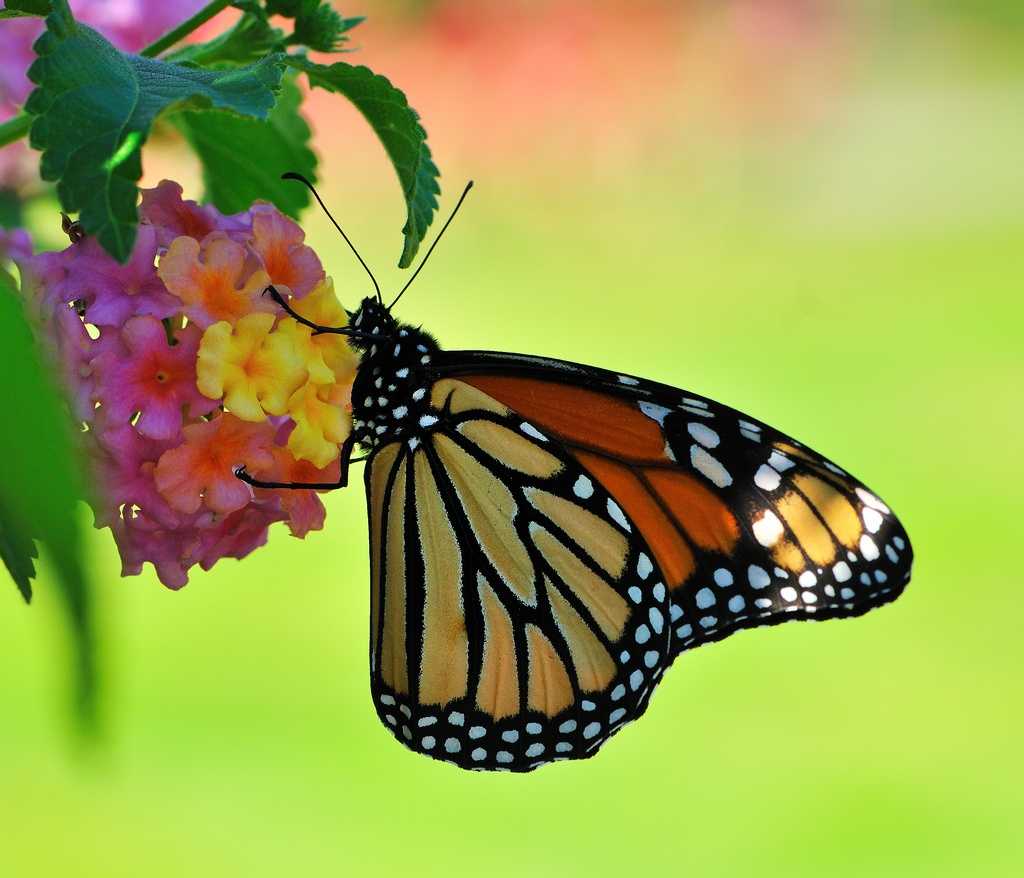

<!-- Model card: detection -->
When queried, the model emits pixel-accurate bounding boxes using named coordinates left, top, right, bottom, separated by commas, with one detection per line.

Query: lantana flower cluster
left=16, top=181, right=358, bottom=588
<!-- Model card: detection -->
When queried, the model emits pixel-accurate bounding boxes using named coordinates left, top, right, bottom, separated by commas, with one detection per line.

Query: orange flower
left=250, top=206, right=324, bottom=298
left=154, top=414, right=276, bottom=515
left=256, top=445, right=340, bottom=538
left=158, top=234, right=272, bottom=328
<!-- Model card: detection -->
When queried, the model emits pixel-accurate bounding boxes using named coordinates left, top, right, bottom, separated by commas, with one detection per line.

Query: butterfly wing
left=366, top=379, right=673, bottom=771
left=434, top=351, right=913, bottom=660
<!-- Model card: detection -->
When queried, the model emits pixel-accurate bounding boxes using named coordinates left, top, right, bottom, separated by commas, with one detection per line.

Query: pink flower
left=91, top=316, right=217, bottom=439
left=0, top=18, right=39, bottom=111
left=86, top=423, right=181, bottom=529
left=140, top=180, right=221, bottom=248
left=194, top=502, right=286, bottom=571
left=70, top=0, right=209, bottom=55
left=113, top=507, right=199, bottom=591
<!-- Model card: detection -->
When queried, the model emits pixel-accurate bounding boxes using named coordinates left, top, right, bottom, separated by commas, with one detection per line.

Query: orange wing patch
left=461, top=375, right=744, bottom=591
left=462, top=375, right=669, bottom=461
left=573, top=451, right=696, bottom=588
left=643, top=469, right=740, bottom=555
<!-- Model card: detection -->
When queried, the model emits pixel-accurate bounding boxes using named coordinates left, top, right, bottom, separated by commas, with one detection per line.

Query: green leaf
left=0, top=188, right=23, bottom=228
left=268, top=1, right=362, bottom=52
left=176, top=74, right=316, bottom=218
left=24, top=0, right=285, bottom=262
left=0, top=265, right=96, bottom=723
left=288, top=58, right=440, bottom=267
left=166, top=9, right=285, bottom=68
left=0, top=0, right=51, bottom=19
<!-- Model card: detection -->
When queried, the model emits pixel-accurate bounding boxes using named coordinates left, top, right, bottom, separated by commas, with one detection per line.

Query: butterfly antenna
left=281, top=172, right=382, bottom=305
left=388, top=181, right=474, bottom=311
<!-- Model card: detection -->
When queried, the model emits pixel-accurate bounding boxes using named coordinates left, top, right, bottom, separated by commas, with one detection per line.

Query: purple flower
left=59, top=224, right=181, bottom=326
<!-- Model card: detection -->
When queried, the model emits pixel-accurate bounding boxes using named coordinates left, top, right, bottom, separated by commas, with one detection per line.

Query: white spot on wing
left=752, top=510, right=784, bottom=547
left=520, top=422, right=547, bottom=442
left=573, top=475, right=594, bottom=499
left=617, top=375, right=640, bottom=386
left=639, top=401, right=671, bottom=424
left=690, top=445, right=732, bottom=487
left=856, top=488, right=891, bottom=514
left=687, top=422, right=720, bottom=448
left=682, top=405, right=713, bottom=418
left=859, top=534, right=880, bottom=561
left=607, top=499, right=631, bottom=531
left=748, top=565, right=771, bottom=589
left=754, top=464, right=782, bottom=491
left=833, top=561, right=852, bottom=582
left=768, top=451, right=795, bottom=472
left=863, top=507, right=884, bottom=534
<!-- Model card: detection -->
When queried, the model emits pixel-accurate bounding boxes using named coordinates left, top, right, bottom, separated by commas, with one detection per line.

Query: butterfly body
left=348, top=298, right=440, bottom=450
left=324, top=297, right=913, bottom=772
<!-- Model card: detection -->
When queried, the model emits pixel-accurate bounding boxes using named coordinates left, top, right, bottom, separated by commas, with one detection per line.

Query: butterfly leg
left=235, top=435, right=356, bottom=491
left=263, top=285, right=378, bottom=340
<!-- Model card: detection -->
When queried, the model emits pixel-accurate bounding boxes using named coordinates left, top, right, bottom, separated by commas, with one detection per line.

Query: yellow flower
left=288, top=277, right=359, bottom=384
left=273, top=318, right=335, bottom=386
left=287, top=381, right=352, bottom=468
left=197, top=314, right=307, bottom=421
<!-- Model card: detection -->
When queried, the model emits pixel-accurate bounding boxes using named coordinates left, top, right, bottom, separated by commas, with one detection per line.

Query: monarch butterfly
left=238, top=176, right=913, bottom=772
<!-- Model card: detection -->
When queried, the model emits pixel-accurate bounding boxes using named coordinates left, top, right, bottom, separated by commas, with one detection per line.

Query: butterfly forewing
left=436, top=352, right=913, bottom=663
left=365, top=379, right=673, bottom=771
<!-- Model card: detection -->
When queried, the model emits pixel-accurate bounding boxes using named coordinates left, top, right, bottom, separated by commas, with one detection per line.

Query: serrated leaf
left=166, top=10, right=285, bottom=68
left=176, top=74, right=316, bottom=218
left=0, top=0, right=51, bottom=19
left=0, top=265, right=96, bottom=722
left=24, top=0, right=284, bottom=262
left=288, top=58, right=440, bottom=267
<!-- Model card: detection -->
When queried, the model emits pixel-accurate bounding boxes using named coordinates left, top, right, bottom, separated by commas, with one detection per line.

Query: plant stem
left=140, top=0, right=233, bottom=58
left=0, top=0, right=234, bottom=149
left=0, top=113, right=31, bottom=150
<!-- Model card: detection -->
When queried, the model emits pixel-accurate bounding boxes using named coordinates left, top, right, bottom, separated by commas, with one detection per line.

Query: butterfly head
left=348, top=296, right=397, bottom=351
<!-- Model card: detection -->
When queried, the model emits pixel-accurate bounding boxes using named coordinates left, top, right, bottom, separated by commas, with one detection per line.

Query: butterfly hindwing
left=365, top=379, right=673, bottom=771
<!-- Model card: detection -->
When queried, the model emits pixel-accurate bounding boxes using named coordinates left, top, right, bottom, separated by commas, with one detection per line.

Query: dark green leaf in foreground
left=0, top=266, right=95, bottom=722
left=25, top=0, right=284, bottom=262
left=0, top=188, right=23, bottom=229
left=176, top=74, right=316, bottom=218
left=288, top=58, right=440, bottom=267
left=0, top=0, right=51, bottom=19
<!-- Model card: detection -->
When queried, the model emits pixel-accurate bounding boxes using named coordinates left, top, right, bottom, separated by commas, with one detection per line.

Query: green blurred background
left=3, top=1, right=1023, bottom=875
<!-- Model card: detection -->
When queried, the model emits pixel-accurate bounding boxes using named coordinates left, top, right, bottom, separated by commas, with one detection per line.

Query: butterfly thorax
left=349, top=297, right=440, bottom=450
